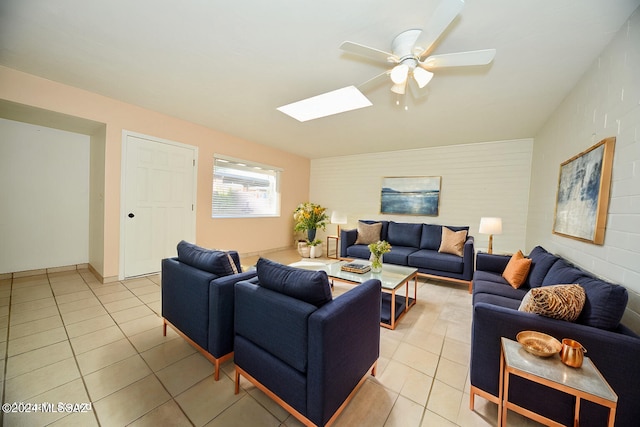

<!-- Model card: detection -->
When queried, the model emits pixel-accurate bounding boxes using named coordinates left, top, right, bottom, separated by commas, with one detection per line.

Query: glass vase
left=370, top=253, right=383, bottom=273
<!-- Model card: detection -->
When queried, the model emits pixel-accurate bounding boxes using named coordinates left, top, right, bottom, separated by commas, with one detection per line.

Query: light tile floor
left=0, top=249, right=542, bottom=426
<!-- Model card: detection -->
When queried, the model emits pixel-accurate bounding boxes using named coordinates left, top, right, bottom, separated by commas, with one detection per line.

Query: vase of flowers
left=293, top=202, right=329, bottom=241
left=368, top=240, right=391, bottom=273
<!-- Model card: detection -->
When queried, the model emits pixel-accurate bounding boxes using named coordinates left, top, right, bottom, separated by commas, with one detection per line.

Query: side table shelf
left=499, top=337, right=617, bottom=427
left=326, top=235, right=339, bottom=259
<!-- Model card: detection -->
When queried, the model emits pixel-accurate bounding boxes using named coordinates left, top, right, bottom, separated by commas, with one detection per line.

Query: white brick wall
left=310, top=139, right=533, bottom=254
left=527, top=7, right=640, bottom=293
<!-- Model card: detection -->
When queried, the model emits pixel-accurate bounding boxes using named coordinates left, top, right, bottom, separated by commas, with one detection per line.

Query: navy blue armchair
left=233, top=258, right=381, bottom=426
left=161, top=241, right=257, bottom=380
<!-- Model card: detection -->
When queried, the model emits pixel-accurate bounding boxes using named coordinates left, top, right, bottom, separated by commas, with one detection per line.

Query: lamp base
left=487, top=235, right=493, bottom=254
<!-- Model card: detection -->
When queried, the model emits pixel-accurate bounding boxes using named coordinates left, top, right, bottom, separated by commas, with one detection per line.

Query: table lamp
left=479, top=217, right=502, bottom=254
left=331, top=211, right=348, bottom=236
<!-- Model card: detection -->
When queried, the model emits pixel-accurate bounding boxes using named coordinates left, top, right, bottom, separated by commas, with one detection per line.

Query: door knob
left=128, top=213, right=135, bottom=218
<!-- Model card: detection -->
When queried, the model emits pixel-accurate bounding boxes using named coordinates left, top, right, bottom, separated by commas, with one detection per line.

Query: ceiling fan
left=277, top=0, right=496, bottom=121
left=343, top=0, right=496, bottom=97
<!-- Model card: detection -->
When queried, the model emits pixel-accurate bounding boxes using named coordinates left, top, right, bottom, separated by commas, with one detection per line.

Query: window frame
left=211, top=154, right=282, bottom=219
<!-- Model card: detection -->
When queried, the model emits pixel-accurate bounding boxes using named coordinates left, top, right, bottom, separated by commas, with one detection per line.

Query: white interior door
left=122, top=133, right=196, bottom=278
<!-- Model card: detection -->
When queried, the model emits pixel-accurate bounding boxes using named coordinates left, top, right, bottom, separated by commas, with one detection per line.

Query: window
left=212, top=155, right=281, bottom=218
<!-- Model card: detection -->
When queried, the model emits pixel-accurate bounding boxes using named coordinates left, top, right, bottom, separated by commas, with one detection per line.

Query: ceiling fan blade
left=340, top=41, right=398, bottom=64
left=357, top=71, right=391, bottom=93
left=420, top=49, right=496, bottom=69
left=412, top=0, right=465, bottom=58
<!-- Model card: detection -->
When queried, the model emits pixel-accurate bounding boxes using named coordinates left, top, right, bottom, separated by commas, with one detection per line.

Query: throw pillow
left=518, top=284, right=586, bottom=322
left=355, top=221, right=382, bottom=245
left=176, top=240, right=238, bottom=277
left=525, top=246, right=559, bottom=288
left=438, top=227, right=467, bottom=257
left=502, top=250, right=532, bottom=289
left=577, top=277, right=628, bottom=330
left=256, top=258, right=332, bottom=307
left=226, top=253, right=239, bottom=274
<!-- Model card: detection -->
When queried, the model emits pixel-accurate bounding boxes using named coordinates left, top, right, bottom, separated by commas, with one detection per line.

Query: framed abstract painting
left=553, top=137, right=615, bottom=244
left=380, top=176, right=441, bottom=216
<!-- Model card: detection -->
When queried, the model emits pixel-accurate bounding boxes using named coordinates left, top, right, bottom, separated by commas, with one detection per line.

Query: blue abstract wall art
left=553, top=137, right=615, bottom=244
left=380, top=176, right=441, bottom=216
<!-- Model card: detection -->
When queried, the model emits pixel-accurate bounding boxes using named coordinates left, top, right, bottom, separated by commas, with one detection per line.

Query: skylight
left=277, top=86, right=372, bottom=122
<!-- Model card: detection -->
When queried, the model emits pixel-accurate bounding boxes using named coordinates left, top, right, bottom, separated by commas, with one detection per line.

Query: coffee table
left=293, top=260, right=418, bottom=329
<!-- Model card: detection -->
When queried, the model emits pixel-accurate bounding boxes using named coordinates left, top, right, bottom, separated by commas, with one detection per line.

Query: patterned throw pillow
left=518, top=284, right=586, bottom=322
left=355, top=221, right=382, bottom=245
left=438, top=227, right=467, bottom=256
left=502, top=250, right=532, bottom=289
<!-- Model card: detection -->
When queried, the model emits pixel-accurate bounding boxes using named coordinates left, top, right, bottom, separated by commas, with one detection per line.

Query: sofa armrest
left=307, top=279, right=381, bottom=426
left=461, top=236, right=475, bottom=281
left=471, top=302, right=640, bottom=426
left=207, top=270, right=257, bottom=357
left=161, top=257, right=218, bottom=350
left=476, top=252, right=511, bottom=274
left=340, top=228, right=358, bottom=258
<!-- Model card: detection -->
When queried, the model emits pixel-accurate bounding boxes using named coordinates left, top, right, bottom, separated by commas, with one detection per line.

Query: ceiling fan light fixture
left=390, top=81, right=406, bottom=95
left=390, top=63, right=409, bottom=84
left=413, top=67, right=434, bottom=88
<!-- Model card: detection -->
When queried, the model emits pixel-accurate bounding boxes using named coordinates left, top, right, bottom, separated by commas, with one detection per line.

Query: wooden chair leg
left=234, top=370, right=240, bottom=394
left=214, top=360, right=220, bottom=381
left=163, top=319, right=167, bottom=336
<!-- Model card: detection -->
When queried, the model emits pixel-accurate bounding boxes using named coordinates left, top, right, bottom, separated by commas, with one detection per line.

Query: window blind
left=212, top=156, right=281, bottom=218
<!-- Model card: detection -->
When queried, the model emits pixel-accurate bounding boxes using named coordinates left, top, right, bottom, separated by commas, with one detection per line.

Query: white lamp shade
left=390, top=81, right=406, bottom=94
left=413, top=67, right=434, bottom=88
left=479, top=217, right=502, bottom=235
left=330, top=211, right=347, bottom=225
left=390, top=63, right=409, bottom=84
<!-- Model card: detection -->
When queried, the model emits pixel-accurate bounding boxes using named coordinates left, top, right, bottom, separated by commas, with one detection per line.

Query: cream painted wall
left=0, top=118, right=90, bottom=273
left=310, top=139, right=533, bottom=254
left=0, top=66, right=310, bottom=280
left=527, top=8, right=640, bottom=293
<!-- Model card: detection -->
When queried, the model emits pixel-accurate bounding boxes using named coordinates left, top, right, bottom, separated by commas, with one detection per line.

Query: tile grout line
left=47, top=271, right=102, bottom=427
left=0, top=278, right=14, bottom=427
left=84, top=274, right=197, bottom=426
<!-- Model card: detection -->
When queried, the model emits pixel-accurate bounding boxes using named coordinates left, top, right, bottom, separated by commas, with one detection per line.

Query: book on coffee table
left=340, top=263, right=371, bottom=274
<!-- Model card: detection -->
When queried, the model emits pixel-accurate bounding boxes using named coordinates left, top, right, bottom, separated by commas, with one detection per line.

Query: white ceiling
left=1, top=0, right=638, bottom=159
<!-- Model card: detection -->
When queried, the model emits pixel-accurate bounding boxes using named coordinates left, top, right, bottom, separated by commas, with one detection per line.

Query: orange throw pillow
left=502, top=250, right=532, bottom=289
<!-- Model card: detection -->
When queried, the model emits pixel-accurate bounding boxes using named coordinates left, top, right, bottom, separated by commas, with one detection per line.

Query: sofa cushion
left=176, top=240, right=238, bottom=277
left=256, top=258, right=332, bottom=307
left=577, top=277, right=629, bottom=330
left=438, top=227, right=467, bottom=256
left=473, top=273, right=530, bottom=300
left=346, top=244, right=373, bottom=260
left=473, top=291, right=523, bottom=310
left=384, top=246, right=419, bottom=266
left=354, top=221, right=382, bottom=245
left=518, top=284, right=586, bottom=322
left=408, top=249, right=464, bottom=274
left=387, top=222, right=422, bottom=248
left=541, top=259, right=586, bottom=287
left=502, top=250, right=532, bottom=289
left=420, top=224, right=442, bottom=250
left=526, top=246, right=559, bottom=288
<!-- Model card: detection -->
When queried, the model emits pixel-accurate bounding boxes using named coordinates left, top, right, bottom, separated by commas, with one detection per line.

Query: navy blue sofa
left=233, top=258, right=381, bottom=427
left=470, top=246, right=640, bottom=427
left=340, top=220, right=475, bottom=290
left=161, top=241, right=257, bottom=380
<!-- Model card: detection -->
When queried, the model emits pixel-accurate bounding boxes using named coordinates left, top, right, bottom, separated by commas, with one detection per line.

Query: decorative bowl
left=516, top=331, right=562, bottom=357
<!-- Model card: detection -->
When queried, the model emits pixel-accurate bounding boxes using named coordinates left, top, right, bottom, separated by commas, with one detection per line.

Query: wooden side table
left=499, top=337, right=617, bottom=427
left=326, top=235, right=339, bottom=259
